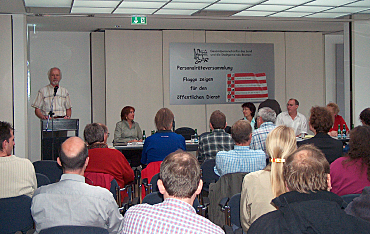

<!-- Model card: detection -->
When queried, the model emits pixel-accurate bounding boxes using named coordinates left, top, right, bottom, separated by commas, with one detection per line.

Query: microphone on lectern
left=54, top=86, right=59, bottom=96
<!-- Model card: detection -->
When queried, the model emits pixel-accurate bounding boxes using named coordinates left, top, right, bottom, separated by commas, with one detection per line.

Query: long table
left=296, top=136, right=349, bottom=143
left=113, top=141, right=199, bottom=151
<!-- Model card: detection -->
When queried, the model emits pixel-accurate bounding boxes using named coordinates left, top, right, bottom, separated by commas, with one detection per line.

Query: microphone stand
left=46, top=91, right=57, bottom=160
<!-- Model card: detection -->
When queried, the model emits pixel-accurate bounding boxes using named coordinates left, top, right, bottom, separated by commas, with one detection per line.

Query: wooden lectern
left=41, top=119, right=79, bottom=160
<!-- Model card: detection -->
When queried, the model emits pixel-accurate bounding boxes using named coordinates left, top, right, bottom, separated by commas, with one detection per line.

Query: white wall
left=28, top=31, right=91, bottom=162
left=285, top=32, right=325, bottom=119
left=352, top=20, right=370, bottom=127
left=105, top=30, right=164, bottom=143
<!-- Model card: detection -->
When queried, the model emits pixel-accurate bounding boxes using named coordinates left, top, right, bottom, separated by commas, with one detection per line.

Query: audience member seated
left=331, top=126, right=370, bottom=196
left=141, top=108, right=185, bottom=165
left=276, top=98, right=307, bottom=136
left=113, top=106, right=143, bottom=167
left=327, top=103, right=349, bottom=137
left=248, top=144, right=370, bottom=234
left=198, top=110, right=234, bottom=163
left=298, top=106, right=343, bottom=163
left=240, top=126, right=296, bottom=232
left=345, top=186, right=370, bottom=222
left=250, top=107, right=277, bottom=154
left=215, top=120, right=265, bottom=177
left=360, top=108, right=370, bottom=126
left=31, top=137, right=124, bottom=233
left=0, top=121, right=36, bottom=198
left=122, top=150, right=224, bottom=234
left=84, top=123, right=134, bottom=189
left=241, top=102, right=256, bottom=131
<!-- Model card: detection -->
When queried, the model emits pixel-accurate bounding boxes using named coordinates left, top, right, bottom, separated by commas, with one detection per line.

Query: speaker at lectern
left=41, top=119, right=79, bottom=160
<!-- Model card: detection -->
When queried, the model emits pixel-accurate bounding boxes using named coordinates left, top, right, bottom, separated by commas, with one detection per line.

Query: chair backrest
left=150, top=173, right=160, bottom=193
left=208, top=172, right=248, bottom=227
left=33, top=160, right=63, bottom=183
left=36, top=173, right=51, bottom=187
left=0, top=195, right=34, bottom=234
left=141, top=161, right=162, bottom=199
left=175, top=127, right=196, bottom=140
left=142, top=191, right=200, bottom=210
left=84, top=172, right=119, bottom=200
left=39, top=226, right=109, bottom=234
left=201, top=159, right=220, bottom=192
left=229, top=193, right=241, bottom=228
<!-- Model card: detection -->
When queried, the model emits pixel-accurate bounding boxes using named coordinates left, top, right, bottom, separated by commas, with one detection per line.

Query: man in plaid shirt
left=250, top=107, right=277, bottom=156
left=198, top=110, right=234, bottom=163
left=122, top=150, right=225, bottom=234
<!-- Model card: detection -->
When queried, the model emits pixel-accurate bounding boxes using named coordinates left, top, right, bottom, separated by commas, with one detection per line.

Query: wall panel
left=285, top=32, right=325, bottom=120
left=105, top=30, right=163, bottom=140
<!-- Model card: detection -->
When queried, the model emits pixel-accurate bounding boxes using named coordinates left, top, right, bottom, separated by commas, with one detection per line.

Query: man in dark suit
left=298, top=106, right=343, bottom=163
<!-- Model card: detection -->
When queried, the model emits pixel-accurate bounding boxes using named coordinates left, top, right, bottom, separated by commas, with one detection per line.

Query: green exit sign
left=131, top=16, right=147, bottom=25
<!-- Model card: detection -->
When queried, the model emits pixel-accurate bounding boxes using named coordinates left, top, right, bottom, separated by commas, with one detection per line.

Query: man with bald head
left=31, top=137, right=124, bottom=233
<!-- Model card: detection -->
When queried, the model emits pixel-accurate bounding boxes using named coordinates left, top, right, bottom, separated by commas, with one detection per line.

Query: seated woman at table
left=331, top=125, right=370, bottom=196
left=141, top=108, right=186, bottom=165
left=242, top=102, right=256, bottom=131
left=114, top=106, right=143, bottom=144
left=327, top=102, right=349, bottom=137
left=298, top=106, right=343, bottom=163
left=240, top=125, right=296, bottom=232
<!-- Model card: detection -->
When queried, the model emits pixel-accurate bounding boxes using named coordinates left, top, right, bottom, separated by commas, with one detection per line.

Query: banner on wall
left=170, top=43, right=274, bottom=105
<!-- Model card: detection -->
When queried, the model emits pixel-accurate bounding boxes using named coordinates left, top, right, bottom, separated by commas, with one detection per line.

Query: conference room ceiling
left=2, top=0, right=370, bottom=33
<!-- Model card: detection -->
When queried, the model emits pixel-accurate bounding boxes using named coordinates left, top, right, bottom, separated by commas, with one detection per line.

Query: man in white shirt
left=276, top=98, right=307, bottom=136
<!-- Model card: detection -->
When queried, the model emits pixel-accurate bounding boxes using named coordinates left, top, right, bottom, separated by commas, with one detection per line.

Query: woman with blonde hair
left=240, top=125, right=297, bottom=232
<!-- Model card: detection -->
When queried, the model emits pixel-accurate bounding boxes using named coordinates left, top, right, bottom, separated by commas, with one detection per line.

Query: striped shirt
left=32, top=84, right=72, bottom=117
left=0, top=155, right=37, bottom=198
left=250, top=122, right=276, bottom=156
left=215, top=145, right=266, bottom=177
left=122, top=198, right=224, bottom=234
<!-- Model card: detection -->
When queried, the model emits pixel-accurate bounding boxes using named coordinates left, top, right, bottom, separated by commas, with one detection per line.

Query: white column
left=12, top=14, right=28, bottom=158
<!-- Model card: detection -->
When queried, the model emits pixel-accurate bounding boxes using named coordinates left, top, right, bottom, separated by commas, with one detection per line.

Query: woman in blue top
left=141, top=108, right=186, bottom=165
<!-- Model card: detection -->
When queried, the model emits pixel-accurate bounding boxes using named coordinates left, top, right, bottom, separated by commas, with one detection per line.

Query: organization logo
left=194, top=48, right=209, bottom=64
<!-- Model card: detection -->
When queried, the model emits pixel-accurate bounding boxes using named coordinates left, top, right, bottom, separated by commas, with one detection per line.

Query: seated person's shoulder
left=244, top=170, right=267, bottom=180
left=248, top=210, right=281, bottom=233
left=250, top=148, right=265, bottom=154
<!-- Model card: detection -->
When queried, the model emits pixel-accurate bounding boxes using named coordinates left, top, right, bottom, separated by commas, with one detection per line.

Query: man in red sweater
left=84, top=123, right=134, bottom=189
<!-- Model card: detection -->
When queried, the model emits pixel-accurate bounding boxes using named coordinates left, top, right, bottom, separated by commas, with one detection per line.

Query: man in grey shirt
left=31, top=137, right=124, bottom=233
